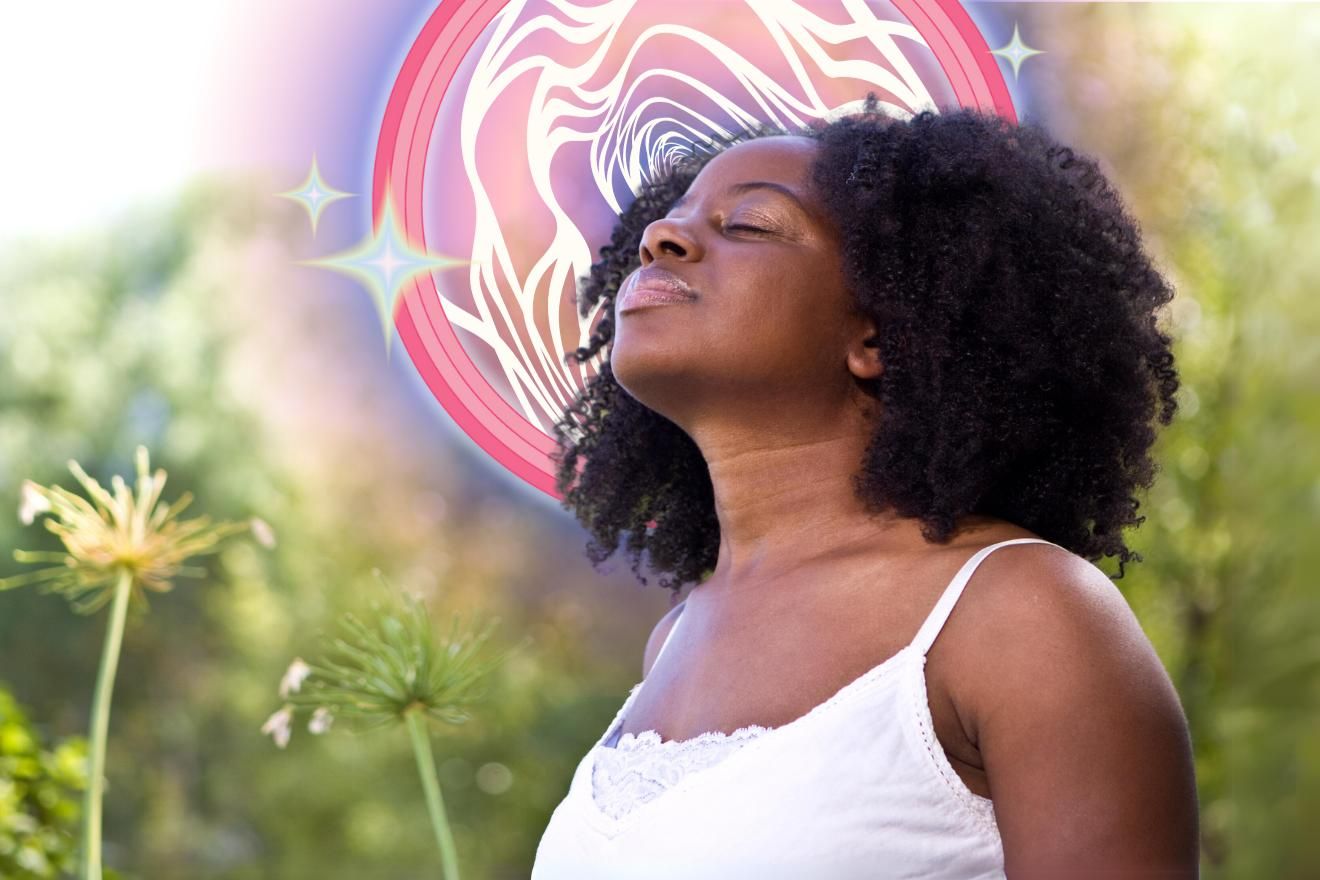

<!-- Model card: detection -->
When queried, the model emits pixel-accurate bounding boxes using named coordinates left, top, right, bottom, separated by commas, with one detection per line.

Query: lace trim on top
left=591, top=723, right=770, bottom=820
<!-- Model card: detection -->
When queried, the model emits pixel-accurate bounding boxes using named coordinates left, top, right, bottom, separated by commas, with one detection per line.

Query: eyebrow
left=670, top=180, right=809, bottom=215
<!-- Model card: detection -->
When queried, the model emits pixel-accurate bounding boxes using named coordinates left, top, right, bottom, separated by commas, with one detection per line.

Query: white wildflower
left=261, top=705, right=294, bottom=749
left=279, top=657, right=312, bottom=698
left=18, top=480, right=51, bottom=526
left=308, top=706, right=334, bottom=735
left=249, top=516, right=277, bottom=549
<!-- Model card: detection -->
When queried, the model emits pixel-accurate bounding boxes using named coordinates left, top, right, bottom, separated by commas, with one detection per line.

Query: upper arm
left=642, top=600, right=687, bottom=679
left=965, top=550, right=1200, bottom=878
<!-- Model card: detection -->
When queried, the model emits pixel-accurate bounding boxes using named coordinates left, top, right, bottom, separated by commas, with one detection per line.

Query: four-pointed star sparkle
left=297, top=190, right=469, bottom=357
left=277, top=155, right=355, bottom=236
left=990, top=22, right=1045, bottom=81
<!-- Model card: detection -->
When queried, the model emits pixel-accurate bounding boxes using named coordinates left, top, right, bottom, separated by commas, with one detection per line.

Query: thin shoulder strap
left=909, top=538, right=1059, bottom=657
left=648, top=603, right=687, bottom=676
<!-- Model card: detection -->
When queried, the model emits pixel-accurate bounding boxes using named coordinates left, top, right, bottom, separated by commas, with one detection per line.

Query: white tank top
left=531, top=537, right=1060, bottom=879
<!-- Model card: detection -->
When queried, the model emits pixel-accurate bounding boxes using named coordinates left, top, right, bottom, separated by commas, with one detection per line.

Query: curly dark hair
left=551, top=95, right=1180, bottom=599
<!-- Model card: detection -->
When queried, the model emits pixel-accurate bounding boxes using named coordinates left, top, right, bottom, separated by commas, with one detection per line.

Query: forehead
left=669, top=136, right=824, bottom=222
left=689, top=135, right=819, bottom=191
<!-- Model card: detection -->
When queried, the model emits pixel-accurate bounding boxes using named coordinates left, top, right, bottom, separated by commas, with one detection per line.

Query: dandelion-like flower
left=0, top=445, right=271, bottom=880
left=0, top=445, right=266, bottom=614
left=282, top=591, right=522, bottom=733
left=266, top=581, right=530, bottom=880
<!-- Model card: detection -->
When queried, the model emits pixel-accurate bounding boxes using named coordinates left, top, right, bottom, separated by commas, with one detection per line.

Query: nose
left=638, top=215, right=703, bottom=266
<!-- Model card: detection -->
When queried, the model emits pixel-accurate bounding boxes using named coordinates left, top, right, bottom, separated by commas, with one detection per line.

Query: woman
left=533, top=97, right=1199, bottom=878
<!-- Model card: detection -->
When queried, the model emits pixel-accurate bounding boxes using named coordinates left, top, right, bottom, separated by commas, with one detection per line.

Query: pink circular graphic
left=373, top=0, right=1016, bottom=501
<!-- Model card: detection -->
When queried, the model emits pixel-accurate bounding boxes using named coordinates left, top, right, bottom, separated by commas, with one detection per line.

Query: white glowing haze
left=0, top=2, right=228, bottom=244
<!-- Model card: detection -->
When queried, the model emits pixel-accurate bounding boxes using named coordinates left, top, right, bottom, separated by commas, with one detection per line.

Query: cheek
left=708, top=292, right=839, bottom=384
left=727, top=256, right=846, bottom=341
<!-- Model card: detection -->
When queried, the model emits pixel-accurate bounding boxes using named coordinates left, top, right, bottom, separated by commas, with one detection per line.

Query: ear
left=845, top=319, right=884, bottom=382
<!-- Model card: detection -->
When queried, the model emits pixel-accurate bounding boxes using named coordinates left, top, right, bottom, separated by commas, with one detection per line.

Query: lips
left=618, top=268, right=698, bottom=313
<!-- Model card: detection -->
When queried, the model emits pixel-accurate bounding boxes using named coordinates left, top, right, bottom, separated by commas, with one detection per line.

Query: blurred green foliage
left=0, top=685, right=86, bottom=878
left=0, top=5, right=1316, bottom=879
left=1029, top=5, right=1320, bottom=878
left=0, top=175, right=656, bottom=878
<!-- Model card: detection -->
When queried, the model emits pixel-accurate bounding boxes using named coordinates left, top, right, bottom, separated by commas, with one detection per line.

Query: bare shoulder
left=641, top=599, right=688, bottom=680
left=952, top=541, right=1200, bottom=876
left=953, top=541, right=1177, bottom=727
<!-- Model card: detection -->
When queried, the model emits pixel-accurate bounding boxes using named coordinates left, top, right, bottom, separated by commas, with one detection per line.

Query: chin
left=608, top=347, right=696, bottom=421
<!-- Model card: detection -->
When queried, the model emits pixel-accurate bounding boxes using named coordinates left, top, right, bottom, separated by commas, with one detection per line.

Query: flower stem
left=405, top=708, right=461, bottom=880
left=82, top=567, right=133, bottom=880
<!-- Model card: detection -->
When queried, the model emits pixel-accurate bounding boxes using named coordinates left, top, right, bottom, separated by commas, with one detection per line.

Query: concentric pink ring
left=373, top=0, right=1017, bottom=501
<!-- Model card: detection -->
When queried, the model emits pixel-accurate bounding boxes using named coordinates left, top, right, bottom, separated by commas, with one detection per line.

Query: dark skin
left=609, top=136, right=1200, bottom=877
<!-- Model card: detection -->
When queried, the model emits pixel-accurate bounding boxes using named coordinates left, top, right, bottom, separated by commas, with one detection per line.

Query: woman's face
left=609, top=135, right=874, bottom=427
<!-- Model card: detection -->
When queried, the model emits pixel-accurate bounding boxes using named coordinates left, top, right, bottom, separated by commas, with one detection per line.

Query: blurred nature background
left=2, top=3, right=1318, bottom=878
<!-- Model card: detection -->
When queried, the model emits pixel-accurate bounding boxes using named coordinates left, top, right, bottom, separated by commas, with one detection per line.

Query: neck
left=688, top=403, right=911, bottom=593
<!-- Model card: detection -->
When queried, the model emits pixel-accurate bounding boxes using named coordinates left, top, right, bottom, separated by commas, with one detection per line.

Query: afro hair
left=551, top=96, right=1180, bottom=600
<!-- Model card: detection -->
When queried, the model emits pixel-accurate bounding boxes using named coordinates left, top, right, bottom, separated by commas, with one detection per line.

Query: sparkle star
left=277, top=154, right=355, bottom=236
left=298, top=191, right=469, bottom=357
left=990, top=23, right=1045, bottom=82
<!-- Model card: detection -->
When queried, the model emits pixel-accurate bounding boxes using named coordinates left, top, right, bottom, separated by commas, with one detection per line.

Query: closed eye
left=725, top=223, right=770, bottom=234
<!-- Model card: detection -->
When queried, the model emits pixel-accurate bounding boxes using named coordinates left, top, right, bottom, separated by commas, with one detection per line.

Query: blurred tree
left=1025, top=5, right=1320, bottom=878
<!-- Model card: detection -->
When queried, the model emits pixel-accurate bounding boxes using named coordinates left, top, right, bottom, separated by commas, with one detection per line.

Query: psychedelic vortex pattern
left=372, top=0, right=1016, bottom=498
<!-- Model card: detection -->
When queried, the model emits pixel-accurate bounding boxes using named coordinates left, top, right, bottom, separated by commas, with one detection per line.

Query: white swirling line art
left=434, top=0, right=937, bottom=437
